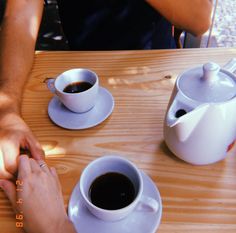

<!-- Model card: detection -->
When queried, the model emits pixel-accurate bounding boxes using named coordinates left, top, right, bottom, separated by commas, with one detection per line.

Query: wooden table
left=1, top=48, right=236, bottom=233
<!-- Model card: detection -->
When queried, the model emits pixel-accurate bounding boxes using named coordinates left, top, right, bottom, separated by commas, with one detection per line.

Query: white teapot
left=164, top=59, right=236, bottom=165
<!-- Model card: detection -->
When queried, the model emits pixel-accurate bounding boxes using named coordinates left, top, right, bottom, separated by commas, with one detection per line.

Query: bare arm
left=0, top=0, right=44, bottom=178
left=146, top=0, right=213, bottom=36
left=0, top=0, right=44, bottom=109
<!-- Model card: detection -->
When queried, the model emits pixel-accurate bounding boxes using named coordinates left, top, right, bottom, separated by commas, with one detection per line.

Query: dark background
left=36, top=0, right=69, bottom=50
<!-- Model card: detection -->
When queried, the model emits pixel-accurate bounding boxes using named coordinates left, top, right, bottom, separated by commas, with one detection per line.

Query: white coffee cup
left=79, top=155, right=159, bottom=221
left=46, top=68, right=99, bottom=113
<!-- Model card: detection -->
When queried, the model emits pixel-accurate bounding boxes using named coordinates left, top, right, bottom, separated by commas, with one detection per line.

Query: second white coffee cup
left=79, top=155, right=159, bottom=221
left=46, top=68, right=99, bottom=113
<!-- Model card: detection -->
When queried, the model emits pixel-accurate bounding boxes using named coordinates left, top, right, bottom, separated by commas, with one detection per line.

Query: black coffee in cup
left=89, top=172, right=135, bottom=210
left=63, top=81, right=93, bottom=93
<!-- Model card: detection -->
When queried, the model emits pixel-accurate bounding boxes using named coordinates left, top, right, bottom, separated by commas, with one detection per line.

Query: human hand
left=0, top=155, right=76, bottom=233
left=0, top=111, right=45, bottom=179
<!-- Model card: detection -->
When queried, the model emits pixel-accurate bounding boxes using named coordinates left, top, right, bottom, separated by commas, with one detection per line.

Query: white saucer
left=48, top=87, right=114, bottom=130
left=68, top=171, right=162, bottom=233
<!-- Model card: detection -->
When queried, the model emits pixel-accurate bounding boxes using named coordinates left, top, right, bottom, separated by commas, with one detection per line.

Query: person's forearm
left=0, top=0, right=44, bottom=113
left=146, top=0, right=213, bottom=36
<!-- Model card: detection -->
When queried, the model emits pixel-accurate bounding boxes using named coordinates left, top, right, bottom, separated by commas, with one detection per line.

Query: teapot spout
left=171, top=105, right=209, bottom=142
left=166, top=92, right=210, bottom=142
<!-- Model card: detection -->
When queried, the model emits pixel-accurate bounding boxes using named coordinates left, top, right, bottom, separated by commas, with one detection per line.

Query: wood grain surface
left=1, top=48, right=236, bottom=232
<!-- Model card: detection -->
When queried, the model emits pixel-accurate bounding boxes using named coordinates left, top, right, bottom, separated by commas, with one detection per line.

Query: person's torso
left=57, top=0, right=175, bottom=50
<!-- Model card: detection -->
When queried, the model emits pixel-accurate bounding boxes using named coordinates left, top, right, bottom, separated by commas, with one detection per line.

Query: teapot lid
left=178, top=62, right=236, bottom=102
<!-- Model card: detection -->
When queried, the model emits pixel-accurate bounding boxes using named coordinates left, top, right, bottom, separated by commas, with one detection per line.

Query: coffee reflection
left=89, top=172, right=135, bottom=210
left=63, top=81, right=93, bottom=93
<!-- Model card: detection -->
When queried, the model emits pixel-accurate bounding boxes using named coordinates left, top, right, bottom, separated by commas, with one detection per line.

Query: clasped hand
left=0, top=111, right=44, bottom=179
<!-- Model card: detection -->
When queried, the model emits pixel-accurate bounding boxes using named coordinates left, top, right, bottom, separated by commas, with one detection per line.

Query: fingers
left=29, top=158, right=42, bottom=173
left=0, top=179, right=17, bottom=211
left=50, top=167, right=62, bottom=191
left=26, top=136, right=45, bottom=161
left=50, top=167, right=60, bottom=182
left=18, top=155, right=32, bottom=179
left=28, top=158, right=51, bottom=176
left=18, top=154, right=51, bottom=177
left=37, top=160, right=50, bottom=174
left=50, top=167, right=58, bottom=178
left=29, top=159, right=50, bottom=176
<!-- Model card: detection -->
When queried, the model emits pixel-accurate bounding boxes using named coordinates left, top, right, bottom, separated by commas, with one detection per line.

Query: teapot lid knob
left=178, top=61, right=236, bottom=102
left=203, top=62, right=220, bottom=84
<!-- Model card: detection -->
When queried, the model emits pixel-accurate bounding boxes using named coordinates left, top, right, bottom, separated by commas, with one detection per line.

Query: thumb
left=0, top=179, right=17, bottom=211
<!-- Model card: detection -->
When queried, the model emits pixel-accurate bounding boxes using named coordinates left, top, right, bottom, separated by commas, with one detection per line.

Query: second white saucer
left=68, top=171, right=162, bottom=233
left=48, top=87, right=114, bottom=130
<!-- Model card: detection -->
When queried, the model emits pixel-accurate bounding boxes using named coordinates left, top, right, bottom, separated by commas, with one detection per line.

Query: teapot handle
left=223, top=58, right=236, bottom=73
